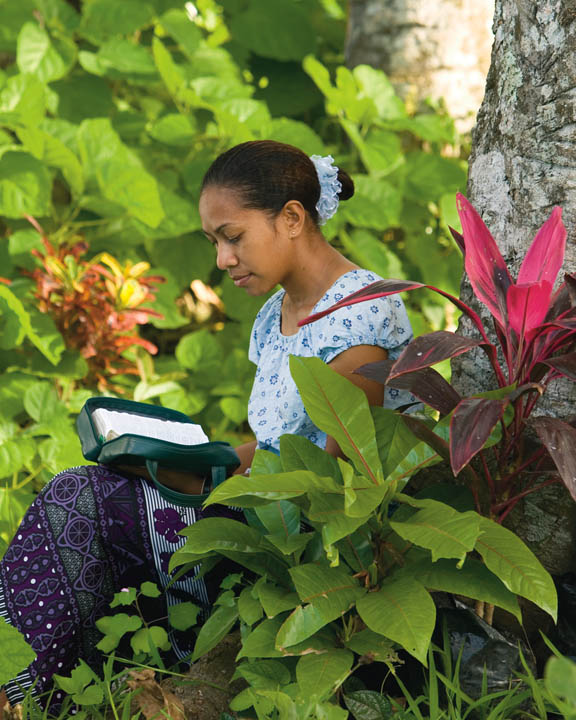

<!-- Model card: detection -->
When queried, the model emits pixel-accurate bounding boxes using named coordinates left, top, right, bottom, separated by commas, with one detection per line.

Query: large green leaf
left=0, top=618, right=36, bottom=685
left=229, top=0, right=316, bottom=61
left=370, top=407, right=418, bottom=476
left=276, top=564, right=364, bottom=648
left=77, top=118, right=163, bottom=227
left=191, top=604, right=238, bottom=662
left=175, top=328, right=221, bottom=373
left=238, top=617, right=285, bottom=659
left=0, top=285, right=60, bottom=363
left=0, top=74, right=46, bottom=127
left=340, top=175, right=402, bottom=230
left=97, top=38, right=157, bottom=77
left=280, top=434, right=341, bottom=479
left=340, top=461, right=388, bottom=517
left=356, top=576, right=435, bottom=664
left=0, top=150, right=51, bottom=217
left=79, top=0, right=155, bottom=44
left=308, top=492, right=368, bottom=548
left=17, top=22, right=77, bottom=82
left=344, top=629, right=396, bottom=664
left=235, top=659, right=291, bottom=691
left=158, top=8, right=202, bottom=60
left=177, top=517, right=279, bottom=557
left=296, top=649, right=353, bottom=701
left=206, top=470, right=339, bottom=508
left=16, top=127, right=84, bottom=196
left=475, top=518, right=557, bottom=621
left=400, top=558, right=521, bottom=621
left=256, top=581, right=300, bottom=619
left=289, top=356, right=382, bottom=482
left=390, top=498, right=481, bottom=562
left=255, top=500, right=300, bottom=537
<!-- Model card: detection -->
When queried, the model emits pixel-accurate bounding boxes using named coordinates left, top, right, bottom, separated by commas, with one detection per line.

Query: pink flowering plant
left=301, top=193, right=576, bottom=523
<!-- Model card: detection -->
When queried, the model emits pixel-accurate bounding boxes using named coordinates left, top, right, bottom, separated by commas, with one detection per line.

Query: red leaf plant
left=25, top=217, right=164, bottom=390
left=300, top=193, right=576, bottom=522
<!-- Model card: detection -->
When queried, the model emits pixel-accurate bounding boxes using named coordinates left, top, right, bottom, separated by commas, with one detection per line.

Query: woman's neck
left=280, top=242, right=357, bottom=334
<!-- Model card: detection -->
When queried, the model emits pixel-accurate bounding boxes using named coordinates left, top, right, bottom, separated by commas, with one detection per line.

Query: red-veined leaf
left=545, top=273, right=576, bottom=322
left=388, top=332, right=483, bottom=379
left=354, top=359, right=394, bottom=385
left=541, top=352, right=576, bottom=382
left=356, top=359, right=462, bottom=416
left=506, top=280, right=552, bottom=336
left=456, top=193, right=512, bottom=328
left=448, top=226, right=465, bottom=253
left=401, top=415, right=451, bottom=464
left=531, top=417, right=576, bottom=501
left=517, top=206, right=566, bottom=286
left=388, top=367, right=461, bottom=415
left=450, top=397, right=508, bottom=476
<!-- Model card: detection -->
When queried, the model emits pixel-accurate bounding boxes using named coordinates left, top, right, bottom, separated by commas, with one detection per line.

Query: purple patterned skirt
left=0, top=464, right=240, bottom=707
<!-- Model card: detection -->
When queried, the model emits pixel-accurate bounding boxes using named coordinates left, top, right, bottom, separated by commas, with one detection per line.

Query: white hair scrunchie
left=310, top=154, right=342, bottom=225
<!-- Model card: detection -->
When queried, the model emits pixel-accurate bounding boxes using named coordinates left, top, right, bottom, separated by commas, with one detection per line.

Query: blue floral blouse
left=248, top=269, right=415, bottom=454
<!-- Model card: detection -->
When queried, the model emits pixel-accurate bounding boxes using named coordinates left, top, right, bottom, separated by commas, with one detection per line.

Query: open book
left=91, top=408, right=209, bottom=446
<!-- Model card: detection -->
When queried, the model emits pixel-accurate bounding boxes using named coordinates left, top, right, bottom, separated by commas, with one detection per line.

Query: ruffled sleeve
left=315, top=293, right=412, bottom=364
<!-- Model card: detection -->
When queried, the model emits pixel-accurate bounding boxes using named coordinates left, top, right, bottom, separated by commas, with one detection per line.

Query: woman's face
left=199, top=186, right=293, bottom=296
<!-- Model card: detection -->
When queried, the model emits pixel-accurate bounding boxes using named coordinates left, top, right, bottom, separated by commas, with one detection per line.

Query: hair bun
left=337, top=169, right=354, bottom=201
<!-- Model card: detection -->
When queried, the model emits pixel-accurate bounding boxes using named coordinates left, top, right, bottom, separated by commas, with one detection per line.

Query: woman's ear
left=280, top=200, right=307, bottom=237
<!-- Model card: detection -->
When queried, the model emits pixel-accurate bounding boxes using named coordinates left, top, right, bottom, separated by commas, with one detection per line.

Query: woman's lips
left=231, top=273, right=252, bottom=287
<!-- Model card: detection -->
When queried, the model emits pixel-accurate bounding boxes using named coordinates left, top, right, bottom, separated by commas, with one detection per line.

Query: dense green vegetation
left=0, top=0, right=465, bottom=549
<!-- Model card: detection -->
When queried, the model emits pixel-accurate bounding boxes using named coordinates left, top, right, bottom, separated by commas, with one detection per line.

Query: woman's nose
left=216, top=244, right=238, bottom=271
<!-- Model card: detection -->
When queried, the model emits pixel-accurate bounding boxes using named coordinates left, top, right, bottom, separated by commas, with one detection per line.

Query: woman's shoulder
left=315, top=268, right=383, bottom=312
left=252, top=288, right=284, bottom=328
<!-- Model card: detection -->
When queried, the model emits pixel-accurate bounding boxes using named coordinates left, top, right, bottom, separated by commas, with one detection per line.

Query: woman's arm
left=324, top=344, right=388, bottom=458
left=233, top=440, right=258, bottom=474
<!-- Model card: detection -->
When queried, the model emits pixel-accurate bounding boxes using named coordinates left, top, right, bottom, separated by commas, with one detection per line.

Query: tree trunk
left=345, top=0, right=494, bottom=131
left=456, top=0, right=576, bottom=576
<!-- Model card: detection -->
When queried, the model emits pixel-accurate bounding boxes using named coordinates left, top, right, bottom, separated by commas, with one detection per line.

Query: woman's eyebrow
left=203, top=223, right=232, bottom=237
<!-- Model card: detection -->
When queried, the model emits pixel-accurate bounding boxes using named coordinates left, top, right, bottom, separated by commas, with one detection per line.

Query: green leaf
left=289, top=356, right=382, bottom=482
left=17, top=22, right=76, bottom=83
left=23, top=382, right=61, bottom=422
left=206, top=470, right=339, bottom=508
left=148, top=113, right=196, bottom=146
left=95, top=613, right=142, bottom=651
left=308, top=492, right=368, bottom=547
left=110, top=587, right=137, bottom=607
left=276, top=565, right=364, bottom=648
left=370, top=407, right=418, bottom=476
left=79, top=0, right=155, bottom=44
left=400, top=558, right=521, bottom=622
left=191, top=605, right=238, bottom=662
left=130, top=626, right=171, bottom=654
left=229, top=0, right=316, bottom=61
left=545, top=656, right=576, bottom=704
left=344, top=629, right=396, bottom=664
left=238, top=586, right=263, bottom=626
left=343, top=690, right=392, bottom=720
left=158, top=9, right=202, bottom=59
left=296, top=650, right=353, bottom=700
left=17, top=127, right=84, bottom=196
left=152, top=36, right=186, bottom=100
left=390, top=498, right=481, bottom=562
left=341, top=230, right=405, bottom=282
left=0, top=74, right=46, bottom=127
left=256, top=582, right=300, bottom=619
left=140, top=581, right=161, bottom=598
left=280, top=434, right=342, bottom=479
left=252, top=448, right=284, bottom=475
left=356, top=576, right=435, bottom=663
left=97, top=38, right=156, bottom=77
left=175, top=328, right=221, bottom=372
left=340, top=175, right=402, bottom=230
left=177, top=517, right=278, bottom=556
left=353, top=65, right=406, bottom=120
left=235, top=659, right=291, bottom=690
left=0, top=617, right=36, bottom=685
left=238, top=617, right=285, bottom=659
left=340, top=461, right=388, bottom=518
left=255, top=500, right=300, bottom=537
left=475, top=517, right=557, bottom=621
left=0, top=150, right=51, bottom=217
left=77, top=118, right=164, bottom=228
left=220, top=396, right=246, bottom=424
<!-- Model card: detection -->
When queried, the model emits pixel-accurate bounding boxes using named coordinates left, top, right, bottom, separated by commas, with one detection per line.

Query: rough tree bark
left=345, top=0, right=494, bottom=131
left=454, top=0, right=576, bottom=575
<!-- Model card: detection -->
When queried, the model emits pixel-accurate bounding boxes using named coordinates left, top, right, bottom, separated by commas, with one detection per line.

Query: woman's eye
left=225, top=235, right=241, bottom=244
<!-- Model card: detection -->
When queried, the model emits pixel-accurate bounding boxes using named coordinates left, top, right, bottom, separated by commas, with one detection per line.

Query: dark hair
left=201, top=140, right=354, bottom=225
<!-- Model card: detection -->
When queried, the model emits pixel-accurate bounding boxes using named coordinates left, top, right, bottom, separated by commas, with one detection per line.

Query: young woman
left=0, top=141, right=414, bottom=709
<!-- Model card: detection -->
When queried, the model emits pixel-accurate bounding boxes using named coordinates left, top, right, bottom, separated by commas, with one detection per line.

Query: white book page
left=92, top=408, right=209, bottom=445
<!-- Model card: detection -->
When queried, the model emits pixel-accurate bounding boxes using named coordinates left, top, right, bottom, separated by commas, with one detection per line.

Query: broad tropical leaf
left=531, top=417, right=576, bottom=501
left=191, top=605, right=238, bottom=662
left=296, top=650, right=353, bottom=700
left=541, top=352, right=576, bottom=382
left=356, top=576, right=435, bottom=664
left=402, top=558, right=521, bottom=621
left=517, top=206, right=565, bottom=286
left=390, top=498, right=481, bottom=562
left=289, top=356, right=382, bottom=483
left=450, top=397, right=508, bottom=475
left=0, top=617, right=36, bottom=685
left=389, top=331, right=483, bottom=379
left=475, top=518, right=557, bottom=621
left=456, top=192, right=512, bottom=327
